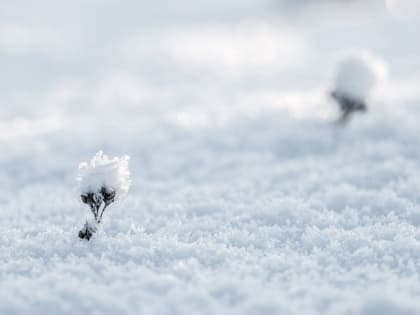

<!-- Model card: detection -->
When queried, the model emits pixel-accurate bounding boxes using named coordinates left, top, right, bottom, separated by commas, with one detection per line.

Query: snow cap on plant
left=77, top=151, right=130, bottom=240
left=331, top=50, right=387, bottom=101
left=77, top=150, right=131, bottom=200
left=328, top=50, right=387, bottom=124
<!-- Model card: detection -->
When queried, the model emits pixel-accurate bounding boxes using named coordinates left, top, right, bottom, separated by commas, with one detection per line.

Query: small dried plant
left=330, top=90, right=367, bottom=125
left=329, top=52, right=386, bottom=125
left=77, top=151, right=130, bottom=240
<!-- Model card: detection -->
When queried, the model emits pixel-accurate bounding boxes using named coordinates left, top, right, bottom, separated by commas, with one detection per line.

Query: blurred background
left=1, top=0, right=419, bottom=119
left=2, top=0, right=420, bottom=191
left=1, top=0, right=420, bottom=190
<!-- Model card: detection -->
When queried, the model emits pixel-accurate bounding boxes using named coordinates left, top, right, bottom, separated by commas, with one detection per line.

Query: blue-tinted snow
left=1, top=1, right=420, bottom=314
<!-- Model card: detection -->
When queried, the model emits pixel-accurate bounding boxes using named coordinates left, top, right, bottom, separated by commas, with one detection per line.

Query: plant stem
left=98, top=204, right=109, bottom=223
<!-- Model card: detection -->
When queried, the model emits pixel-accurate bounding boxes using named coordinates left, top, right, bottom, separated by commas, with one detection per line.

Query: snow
left=77, top=151, right=131, bottom=199
left=1, top=1, right=420, bottom=315
left=331, top=51, right=387, bottom=101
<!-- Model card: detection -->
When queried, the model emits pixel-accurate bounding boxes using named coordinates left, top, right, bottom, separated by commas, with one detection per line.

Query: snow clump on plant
left=77, top=151, right=131, bottom=240
left=330, top=51, right=387, bottom=124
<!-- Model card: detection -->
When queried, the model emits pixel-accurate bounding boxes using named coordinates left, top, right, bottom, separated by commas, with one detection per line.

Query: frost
left=77, top=151, right=131, bottom=199
left=77, top=151, right=131, bottom=240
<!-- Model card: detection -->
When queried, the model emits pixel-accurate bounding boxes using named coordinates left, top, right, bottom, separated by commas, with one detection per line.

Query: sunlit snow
left=1, top=1, right=420, bottom=315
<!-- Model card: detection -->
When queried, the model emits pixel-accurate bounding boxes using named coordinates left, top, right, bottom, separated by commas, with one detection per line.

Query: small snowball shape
left=332, top=51, right=387, bottom=101
left=77, top=151, right=131, bottom=200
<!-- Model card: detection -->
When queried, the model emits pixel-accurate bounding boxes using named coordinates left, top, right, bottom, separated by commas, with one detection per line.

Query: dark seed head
left=81, top=192, right=104, bottom=212
left=81, top=194, right=88, bottom=204
left=101, top=186, right=116, bottom=206
left=85, top=231, right=93, bottom=240
left=78, top=228, right=93, bottom=240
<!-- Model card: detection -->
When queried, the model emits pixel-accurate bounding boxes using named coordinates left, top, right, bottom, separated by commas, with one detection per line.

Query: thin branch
left=98, top=204, right=109, bottom=223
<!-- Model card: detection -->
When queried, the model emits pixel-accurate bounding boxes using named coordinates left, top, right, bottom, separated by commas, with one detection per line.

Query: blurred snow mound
left=77, top=151, right=131, bottom=199
left=332, top=51, right=387, bottom=101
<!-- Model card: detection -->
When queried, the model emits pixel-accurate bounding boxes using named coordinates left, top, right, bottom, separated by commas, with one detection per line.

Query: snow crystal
left=77, top=151, right=131, bottom=199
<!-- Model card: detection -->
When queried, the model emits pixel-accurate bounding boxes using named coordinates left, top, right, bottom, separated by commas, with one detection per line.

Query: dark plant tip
left=101, top=186, right=116, bottom=206
left=79, top=230, right=86, bottom=239
left=81, top=194, right=88, bottom=204
left=78, top=230, right=93, bottom=241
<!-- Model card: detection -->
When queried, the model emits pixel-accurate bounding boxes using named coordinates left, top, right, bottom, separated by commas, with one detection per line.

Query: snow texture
left=77, top=151, right=131, bottom=200
left=1, top=1, right=420, bottom=315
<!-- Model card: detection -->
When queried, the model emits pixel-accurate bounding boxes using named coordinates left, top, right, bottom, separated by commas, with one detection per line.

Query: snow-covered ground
left=1, top=1, right=420, bottom=314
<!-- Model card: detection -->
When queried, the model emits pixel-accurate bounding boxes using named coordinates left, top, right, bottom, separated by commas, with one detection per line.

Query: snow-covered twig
left=329, top=51, right=386, bottom=124
left=77, top=151, right=130, bottom=240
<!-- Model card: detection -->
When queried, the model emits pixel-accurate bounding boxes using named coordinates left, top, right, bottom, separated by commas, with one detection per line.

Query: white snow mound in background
left=332, top=51, right=387, bottom=101
left=77, top=151, right=131, bottom=198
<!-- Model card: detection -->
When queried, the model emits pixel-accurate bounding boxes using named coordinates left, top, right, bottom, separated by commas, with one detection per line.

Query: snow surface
left=1, top=1, right=420, bottom=315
